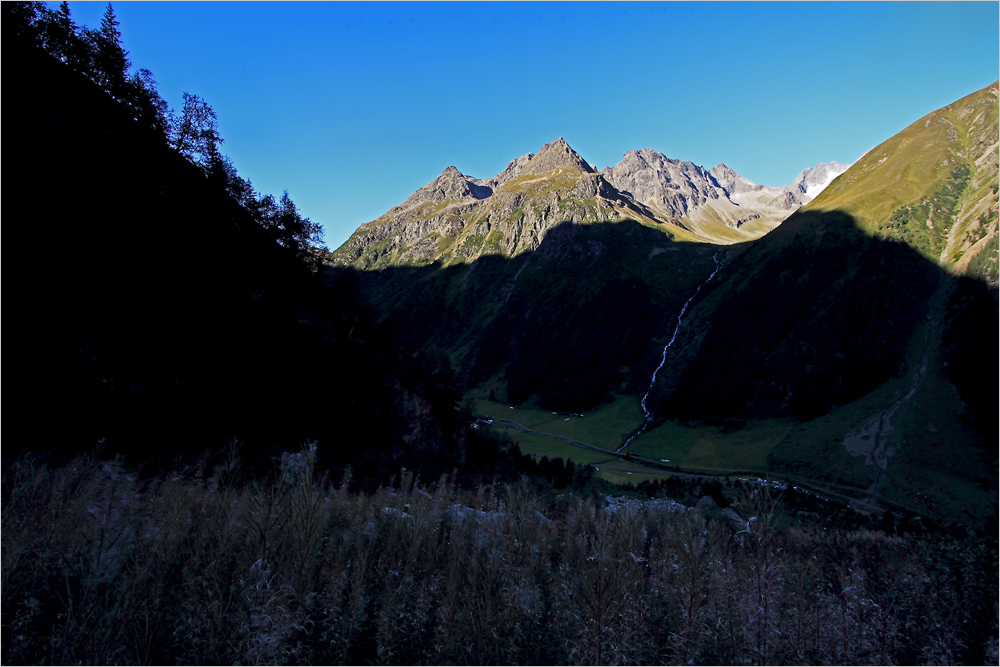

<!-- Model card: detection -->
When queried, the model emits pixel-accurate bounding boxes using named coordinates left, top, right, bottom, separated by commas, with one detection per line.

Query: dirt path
left=841, top=274, right=951, bottom=510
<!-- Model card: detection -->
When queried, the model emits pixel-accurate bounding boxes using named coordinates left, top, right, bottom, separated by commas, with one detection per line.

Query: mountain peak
left=401, top=165, right=486, bottom=208
left=711, top=162, right=737, bottom=178
left=521, top=138, right=595, bottom=176
left=600, top=149, right=728, bottom=220
left=709, top=162, right=762, bottom=194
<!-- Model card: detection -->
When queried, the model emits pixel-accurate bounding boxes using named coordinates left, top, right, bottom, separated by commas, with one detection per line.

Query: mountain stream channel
left=617, top=251, right=726, bottom=454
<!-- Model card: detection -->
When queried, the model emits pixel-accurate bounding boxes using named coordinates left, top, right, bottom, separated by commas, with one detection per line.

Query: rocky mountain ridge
left=332, top=138, right=847, bottom=270
left=332, top=138, right=670, bottom=270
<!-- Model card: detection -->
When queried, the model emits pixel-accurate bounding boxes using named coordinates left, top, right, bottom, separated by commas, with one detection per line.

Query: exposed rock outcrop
left=400, top=166, right=492, bottom=208
left=600, top=149, right=727, bottom=219
left=790, top=161, right=852, bottom=201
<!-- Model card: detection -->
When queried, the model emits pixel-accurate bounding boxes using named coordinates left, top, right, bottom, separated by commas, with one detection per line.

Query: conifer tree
left=92, top=3, right=130, bottom=100
left=24, top=2, right=87, bottom=73
left=43, top=3, right=77, bottom=66
left=2, top=2, right=40, bottom=44
left=125, top=68, right=170, bottom=140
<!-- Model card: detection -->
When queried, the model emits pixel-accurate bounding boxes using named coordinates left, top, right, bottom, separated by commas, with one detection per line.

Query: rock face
left=400, top=166, right=492, bottom=208
left=709, top=162, right=801, bottom=209
left=599, top=150, right=853, bottom=240
left=599, top=149, right=728, bottom=219
left=520, top=137, right=596, bottom=176
left=708, top=162, right=762, bottom=196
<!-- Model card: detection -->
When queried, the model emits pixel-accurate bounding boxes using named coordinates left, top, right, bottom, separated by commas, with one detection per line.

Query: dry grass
left=2, top=447, right=996, bottom=665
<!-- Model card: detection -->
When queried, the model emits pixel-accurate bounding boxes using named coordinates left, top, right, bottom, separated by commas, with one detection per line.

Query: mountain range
left=332, top=141, right=849, bottom=270
left=330, top=82, right=998, bottom=523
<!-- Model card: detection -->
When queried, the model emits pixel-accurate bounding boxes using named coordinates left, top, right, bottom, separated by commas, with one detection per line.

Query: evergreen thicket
left=3, top=0, right=480, bottom=486
left=6, top=1, right=323, bottom=255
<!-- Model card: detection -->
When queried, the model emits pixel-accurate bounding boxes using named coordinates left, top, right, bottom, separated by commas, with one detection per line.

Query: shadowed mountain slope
left=641, top=85, right=998, bottom=519
left=652, top=211, right=943, bottom=422
left=335, top=220, right=722, bottom=412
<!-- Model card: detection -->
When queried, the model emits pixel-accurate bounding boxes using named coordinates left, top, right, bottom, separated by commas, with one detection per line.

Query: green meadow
left=473, top=396, right=795, bottom=482
left=628, top=419, right=795, bottom=474
left=472, top=396, right=644, bottom=450
left=473, top=397, right=679, bottom=483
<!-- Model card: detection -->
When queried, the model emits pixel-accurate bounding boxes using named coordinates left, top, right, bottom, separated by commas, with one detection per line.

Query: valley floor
left=471, top=386, right=996, bottom=527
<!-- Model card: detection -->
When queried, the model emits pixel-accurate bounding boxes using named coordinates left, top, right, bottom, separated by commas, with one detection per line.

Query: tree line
left=7, top=2, right=323, bottom=255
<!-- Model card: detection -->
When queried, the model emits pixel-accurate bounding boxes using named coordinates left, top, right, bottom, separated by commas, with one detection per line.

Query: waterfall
left=617, top=251, right=726, bottom=453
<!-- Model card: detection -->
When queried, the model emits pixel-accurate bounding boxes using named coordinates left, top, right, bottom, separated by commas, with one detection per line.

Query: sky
left=62, top=1, right=999, bottom=250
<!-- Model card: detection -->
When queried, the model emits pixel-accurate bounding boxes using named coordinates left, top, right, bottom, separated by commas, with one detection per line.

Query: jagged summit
left=401, top=165, right=492, bottom=208
left=520, top=137, right=596, bottom=176
left=709, top=163, right=762, bottom=194
left=601, top=150, right=726, bottom=219
left=397, top=139, right=597, bottom=212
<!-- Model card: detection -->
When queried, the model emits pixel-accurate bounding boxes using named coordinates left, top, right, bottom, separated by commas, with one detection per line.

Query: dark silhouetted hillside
left=3, top=32, right=478, bottom=483
left=653, top=210, right=941, bottom=422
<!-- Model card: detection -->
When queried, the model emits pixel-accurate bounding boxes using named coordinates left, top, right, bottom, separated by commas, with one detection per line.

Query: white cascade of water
left=617, top=251, right=726, bottom=454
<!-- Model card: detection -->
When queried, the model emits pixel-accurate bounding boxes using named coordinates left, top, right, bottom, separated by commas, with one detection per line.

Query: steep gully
left=617, top=251, right=727, bottom=454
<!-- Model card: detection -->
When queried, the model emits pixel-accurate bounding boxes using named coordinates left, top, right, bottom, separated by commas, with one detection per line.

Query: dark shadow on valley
left=338, top=220, right=726, bottom=411
left=342, top=209, right=998, bottom=449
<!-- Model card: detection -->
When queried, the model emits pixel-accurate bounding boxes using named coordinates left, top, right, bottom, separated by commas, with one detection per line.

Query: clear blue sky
left=63, top=1, right=999, bottom=249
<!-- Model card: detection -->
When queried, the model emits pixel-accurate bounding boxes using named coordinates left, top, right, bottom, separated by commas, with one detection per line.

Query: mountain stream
left=617, top=251, right=726, bottom=454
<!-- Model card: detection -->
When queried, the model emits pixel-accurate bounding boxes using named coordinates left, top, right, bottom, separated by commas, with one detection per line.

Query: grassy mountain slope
left=807, top=82, right=998, bottom=279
